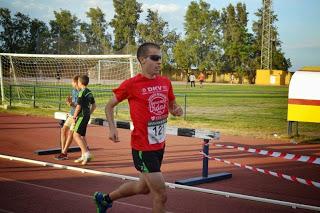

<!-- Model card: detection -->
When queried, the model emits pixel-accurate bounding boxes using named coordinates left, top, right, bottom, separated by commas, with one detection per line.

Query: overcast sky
left=1, top=0, right=320, bottom=71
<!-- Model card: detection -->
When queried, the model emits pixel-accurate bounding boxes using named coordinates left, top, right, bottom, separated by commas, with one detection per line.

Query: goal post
left=96, top=58, right=136, bottom=84
left=0, top=56, right=4, bottom=103
left=0, top=53, right=140, bottom=110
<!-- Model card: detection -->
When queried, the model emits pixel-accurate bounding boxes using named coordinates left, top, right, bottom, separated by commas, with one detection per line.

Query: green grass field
left=171, top=84, right=319, bottom=141
left=1, top=82, right=319, bottom=142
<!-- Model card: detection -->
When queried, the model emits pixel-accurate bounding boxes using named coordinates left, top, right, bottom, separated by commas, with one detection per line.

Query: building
left=255, top=69, right=292, bottom=86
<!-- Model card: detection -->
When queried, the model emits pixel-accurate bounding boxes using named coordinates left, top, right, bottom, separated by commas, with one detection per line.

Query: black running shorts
left=132, top=148, right=164, bottom=173
left=73, top=116, right=90, bottom=136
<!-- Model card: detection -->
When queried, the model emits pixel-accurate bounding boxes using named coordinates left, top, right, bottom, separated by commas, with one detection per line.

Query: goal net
left=0, top=53, right=140, bottom=113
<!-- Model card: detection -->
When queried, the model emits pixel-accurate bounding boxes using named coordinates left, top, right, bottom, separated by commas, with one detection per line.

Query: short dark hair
left=137, top=42, right=160, bottom=63
left=72, top=75, right=79, bottom=82
left=79, top=75, right=89, bottom=86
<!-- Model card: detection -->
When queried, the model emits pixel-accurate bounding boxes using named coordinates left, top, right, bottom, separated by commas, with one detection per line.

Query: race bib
left=147, top=119, right=167, bottom=144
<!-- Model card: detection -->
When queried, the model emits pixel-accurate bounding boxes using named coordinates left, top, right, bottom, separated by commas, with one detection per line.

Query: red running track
left=0, top=112, right=320, bottom=213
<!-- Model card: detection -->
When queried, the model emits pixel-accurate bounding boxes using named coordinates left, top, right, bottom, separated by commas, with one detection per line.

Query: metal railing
left=8, top=84, right=188, bottom=120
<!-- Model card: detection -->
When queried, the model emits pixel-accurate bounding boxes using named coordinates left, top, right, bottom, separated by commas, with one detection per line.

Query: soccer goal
left=0, top=53, right=140, bottom=109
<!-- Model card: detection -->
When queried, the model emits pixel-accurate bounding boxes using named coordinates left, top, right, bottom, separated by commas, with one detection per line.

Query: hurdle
left=34, top=146, right=81, bottom=155
left=175, top=138, right=232, bottom=186
left=90, top=115, right=232, bottom=186
left=38, top=112, right=232, bottom=185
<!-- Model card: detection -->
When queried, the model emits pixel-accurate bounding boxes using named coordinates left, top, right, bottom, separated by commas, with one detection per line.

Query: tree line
left=0, top=0, right=291, bottom=83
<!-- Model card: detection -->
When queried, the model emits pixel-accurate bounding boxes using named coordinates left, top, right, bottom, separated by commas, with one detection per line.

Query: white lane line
left=1, top=154, right=319, bottom=212
left=0, top=208, right=14, bottom=213
left=0, top=176, right=153, bottom=212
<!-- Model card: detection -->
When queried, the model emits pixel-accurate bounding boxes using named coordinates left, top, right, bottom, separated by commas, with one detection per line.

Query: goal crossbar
left=0, top=53, right=140, bottom=107
left=0, top=53, right=134, bottom=59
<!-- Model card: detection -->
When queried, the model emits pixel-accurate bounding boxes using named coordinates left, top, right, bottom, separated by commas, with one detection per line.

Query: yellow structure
left=255, top=69, right=292, bottom=85
left=287, top=68, right=320, bottom=123
left=300, top=66, right=320, bottom=71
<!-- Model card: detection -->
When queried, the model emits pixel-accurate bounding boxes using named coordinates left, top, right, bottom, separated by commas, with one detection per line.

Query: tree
left=221, top=3, right=254, bottom=83
left=137, top=9, right=167, bottom=44
left=0, top=8, right=14, bottom=52
left=173, top=40, right=194, bottom=71
left=81, top=7, right=112, bottom=54
left=49, top=9, right=80, bottom=54
left=174, top=1, right=221, bottom=81
left=0, top=8, right=51, bottom=54
left=111, top=0, right=142, bottom=53
left=137, top=9, right=180, bottom=74
left=161, top=30, right=180, bottom=72
left=11, top=12, right=32, bottom=53
left=0, top=8, right=31, bottom=53
left=29, top=19, right=50, bottom=53
left=272, top=48, right=291, bottom=71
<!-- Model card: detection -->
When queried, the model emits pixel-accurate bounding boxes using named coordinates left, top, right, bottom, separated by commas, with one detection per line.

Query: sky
left=1, top=0, right=320, bottom=71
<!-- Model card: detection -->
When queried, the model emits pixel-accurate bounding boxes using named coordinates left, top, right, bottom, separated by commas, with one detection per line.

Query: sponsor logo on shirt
left=142, top=86, right=168, bottom=95
left=148, top=93, right=167, bottom=115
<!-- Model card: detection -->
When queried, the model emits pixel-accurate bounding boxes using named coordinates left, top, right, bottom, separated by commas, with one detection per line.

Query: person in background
left=198, top=72, right=205, bottom=88
left=72, top=75, right=96, bottom=165
left=189, top=73, right=196, bottom=87
left=231, top=73, right=235, bottom=84
left=55, top=75, right=79, bottom=160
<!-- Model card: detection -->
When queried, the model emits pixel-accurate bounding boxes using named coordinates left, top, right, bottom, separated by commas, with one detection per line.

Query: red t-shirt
left=113, top=73, right=175, bottom=151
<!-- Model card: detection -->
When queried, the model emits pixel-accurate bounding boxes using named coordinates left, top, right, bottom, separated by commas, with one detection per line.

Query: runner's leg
left=109, top=173, right=150, bottom=200
left=62, top=130, right=73, bottom=154
left=142, top=172, right=166, bottom=213
left=73, top=132, right=88, bottom=156
left=60, top=125, right=68, bottom=150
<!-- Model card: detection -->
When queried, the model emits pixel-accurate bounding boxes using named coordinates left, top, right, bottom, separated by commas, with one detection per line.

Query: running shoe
left=82, top=153, right=93, bottom=165
left=55, top=153, right=68, bottom=160
left=93, top=192, right=112, bottom=213
left=74, top=156, right=83, bottom=163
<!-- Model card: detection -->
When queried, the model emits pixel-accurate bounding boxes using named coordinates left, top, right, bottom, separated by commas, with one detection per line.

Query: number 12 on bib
left=147, top=119, right=167, bottom=144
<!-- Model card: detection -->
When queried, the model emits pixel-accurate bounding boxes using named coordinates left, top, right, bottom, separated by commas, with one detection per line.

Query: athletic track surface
left=0, top=112, right=319, bottom=213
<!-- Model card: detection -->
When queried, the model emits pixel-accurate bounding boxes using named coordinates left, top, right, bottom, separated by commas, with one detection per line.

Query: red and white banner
left=200, top=151, right=320, bottom=189
left=211, top=143, right=320, bottom=165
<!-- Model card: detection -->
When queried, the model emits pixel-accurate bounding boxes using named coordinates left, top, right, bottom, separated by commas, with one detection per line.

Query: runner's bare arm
left=66, top=95, right=72, bottom=105
left=73, top=104, right=81, bottom=121
left=105, top=95, right=120, bottom=142
left=90, top=103, right=96, bottom=115
left=169, top=100, right=183, bottom=116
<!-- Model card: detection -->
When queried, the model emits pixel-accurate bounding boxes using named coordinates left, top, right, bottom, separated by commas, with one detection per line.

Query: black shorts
left=73, top=116, right=90, bottom=136
left=132, top=148, right=164, bottom=173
